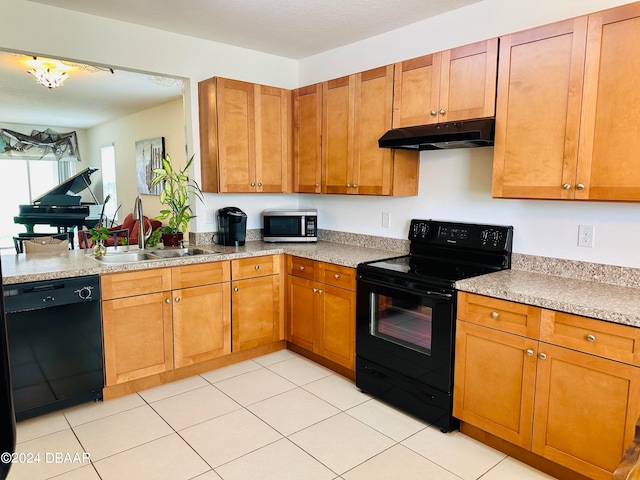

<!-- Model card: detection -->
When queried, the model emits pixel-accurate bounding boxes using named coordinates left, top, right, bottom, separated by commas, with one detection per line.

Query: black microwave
left=263, top=209, right=318, bottom=242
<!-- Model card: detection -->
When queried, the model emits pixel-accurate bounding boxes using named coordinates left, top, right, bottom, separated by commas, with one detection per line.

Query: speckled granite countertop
left=456, top=269, right=640, bottom=328
left=0, top=240, right=400, bottom=285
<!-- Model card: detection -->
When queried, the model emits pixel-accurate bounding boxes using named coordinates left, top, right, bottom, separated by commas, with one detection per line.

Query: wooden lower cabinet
left=454, top=292, right=640, bottom=480
left=231, top=255, right=282, bottom=352
left=102, top=262, right=231, bottom=386
left=287, top=257, right=356, bottom=370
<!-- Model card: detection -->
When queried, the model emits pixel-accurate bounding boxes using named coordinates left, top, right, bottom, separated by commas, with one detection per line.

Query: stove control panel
left=409, top=219, right=513, bottom=251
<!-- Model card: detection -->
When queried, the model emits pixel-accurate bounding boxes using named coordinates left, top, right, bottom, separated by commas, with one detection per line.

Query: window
left=0, top=159, right=64, bottom=252
left=100, top=145, right=118, bottom=224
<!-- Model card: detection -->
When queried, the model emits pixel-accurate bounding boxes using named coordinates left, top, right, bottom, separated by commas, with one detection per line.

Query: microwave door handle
left=301, top=216, right=305, bottom=236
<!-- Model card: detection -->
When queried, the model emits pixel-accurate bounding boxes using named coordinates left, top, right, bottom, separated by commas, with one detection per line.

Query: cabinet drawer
left=171, top=261, right=230, bottom=289
left=321, top=263, right=356, bottom=290
left=458, top=292, right=541, bottom=338
left=101, top=268, right=172, bottom=300
left=232, top=255, right=279, bottom=280
left=540, top=311, right=640, bottom=366
left=288, top=256, right=316, bottom=280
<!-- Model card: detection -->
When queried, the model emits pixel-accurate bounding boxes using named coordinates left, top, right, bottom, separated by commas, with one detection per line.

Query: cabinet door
left=287, top=275, right=318, bottom=352
left=255, top=85, right=291, bottom=193
left=198, top=77, right=220, bottom=192
left=232, top=275, right=280, bottom=351
left=492, top=18, right=588, bottom=199
left=440, top=39, right=498, bottom=122
left=319, top=284, right=356, bottom=369
left=353, top=66, right=394, bottom=195
left=293, top=84, right=322, bottom=193
left=173, top=284, right=231, bottom=368
left=576, top=3, right=640, bottom=201
left=532, top=344, right=640, bottom=479
left=322, top=75, right=354, bottom=194
left=393, top=53, right=441, bottom=127
left=217, top=78, right=256, bottom=193
left=103, top=292, right=173, bottom=385
left=453, top=320, right=537, bottom=449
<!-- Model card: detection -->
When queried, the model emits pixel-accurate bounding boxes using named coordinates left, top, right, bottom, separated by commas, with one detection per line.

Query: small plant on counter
left=150, top=154, right=204, bottom=246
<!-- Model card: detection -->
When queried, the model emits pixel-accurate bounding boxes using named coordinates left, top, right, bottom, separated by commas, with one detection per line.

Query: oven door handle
left=359, top=276, right=453, bottom=299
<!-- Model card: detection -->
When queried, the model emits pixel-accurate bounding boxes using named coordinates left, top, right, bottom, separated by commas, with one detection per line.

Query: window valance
left=0, top=128, right=81, bottom=161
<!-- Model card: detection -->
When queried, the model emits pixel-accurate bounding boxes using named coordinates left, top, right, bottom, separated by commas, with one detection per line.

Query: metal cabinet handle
left=299, top=266, right=305, bottom=271
left=439, top=109, right=445, bottom=115
left=587, top=334, right=596, bottom=342
left=525, top=349, right=534, bottom=356
left=491, top=311, right=499, bottom=319
left=538, top=352, right=547, bottom=360
left=430, top=110, right=437, bottom=116
left=334, top=274, right=340, bottom=279
left=353, top=184, right=358, bottom=188
left=315, top=183, right=320, bottom=187
left=576, top=183, right=585, bottom=190
left=174, top=297, right=180, bottom=302
left=251, top=182, right=256, bottom=187
left=318, top=289, right=323, bottom=294
left=255, top=265, right=260, bottom=270
left=313, top=288, right=318, bottom=293
left=165, top=298, right=171, bottom=304
left=234, top=287, right=239, bottom=292
left=347, top=183, right=352, bottom=188
left=258, top=182, right=263, bottom=187
left=562, top=183, right=571, bottom=190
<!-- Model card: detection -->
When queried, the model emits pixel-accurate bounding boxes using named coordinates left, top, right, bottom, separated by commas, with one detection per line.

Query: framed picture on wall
left=135, top=136, right=165, bottom=195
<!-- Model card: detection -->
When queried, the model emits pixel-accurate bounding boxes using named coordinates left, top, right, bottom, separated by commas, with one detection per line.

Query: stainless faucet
left=133, top=196, right=145, bottom=250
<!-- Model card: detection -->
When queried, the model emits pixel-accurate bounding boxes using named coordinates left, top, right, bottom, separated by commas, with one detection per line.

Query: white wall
left=3, top=0, right=640, bottom=268
left=85, top=99, right=186, bottom=223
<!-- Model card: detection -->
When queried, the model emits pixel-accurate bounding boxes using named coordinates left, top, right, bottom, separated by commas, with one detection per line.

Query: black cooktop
left=357, top=219, right=513, bottom=288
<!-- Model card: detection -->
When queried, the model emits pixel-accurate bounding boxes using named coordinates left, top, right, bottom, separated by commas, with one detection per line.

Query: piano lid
left=32, top=167, right=99, bottom=204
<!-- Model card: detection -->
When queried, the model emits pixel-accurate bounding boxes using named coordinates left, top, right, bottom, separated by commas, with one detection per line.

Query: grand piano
left=13, top=167, right=102, bottom=242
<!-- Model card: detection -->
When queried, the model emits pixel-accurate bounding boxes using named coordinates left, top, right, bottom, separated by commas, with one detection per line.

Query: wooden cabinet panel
left=492, top=18, right=588, bottom=200
left=171, top=261, right=230, bottom=290
left=319, top=284, right=356, bottom=369
left=288, top=255, right=317, bottom=281
left=232, top=255, right=278, bottom=280
left=353, top=66, right=394, bottom=195
left=321, top=263, right=356, bottom=290
left=101, top=268, right=171, bottom=300
left=532, top=343, right=640, bottom=479
left=173, top=283, right=231, bottom=368
left=393, top=39, right=497, bottom=127
left=458, top=292, right=541, bottom=338
left=454, top=320, right=537, bottom=449
left=232, top=275, right=280, bottom=351
left=103, top=292, right=173, bottom=385
left=322, top=76, right=353, bottom=195
left=540, top=310, right=640, bottom=366
left=216, top=78, right=256, bottom=193
left=287, top=275, right=317, bottom=352
left=577, top=3, right=640, bottom=201
left=293, top=84, right=322, bottom=193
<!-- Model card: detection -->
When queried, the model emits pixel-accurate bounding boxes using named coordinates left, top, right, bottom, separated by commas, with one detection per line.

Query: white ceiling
left=3, top=0, right=480, bottom=129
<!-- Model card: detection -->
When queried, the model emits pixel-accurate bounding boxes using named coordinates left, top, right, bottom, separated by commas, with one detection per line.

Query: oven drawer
left=458, top=292, right=541, bottom=339
left=540, top=310, right=640, bottom=366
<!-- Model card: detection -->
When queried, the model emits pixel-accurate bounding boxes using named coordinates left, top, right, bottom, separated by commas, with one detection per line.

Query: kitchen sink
left=93, top=247, right=219, bottom=264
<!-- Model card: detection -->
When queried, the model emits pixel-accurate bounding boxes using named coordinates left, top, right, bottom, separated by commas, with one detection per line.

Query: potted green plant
left=150, top=154, right=204, bottom=247
left=88, top=225, right=109, bottom=257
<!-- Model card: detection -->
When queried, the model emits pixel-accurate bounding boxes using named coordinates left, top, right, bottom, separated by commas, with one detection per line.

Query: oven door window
left=370, top=292, right=432, bottom=355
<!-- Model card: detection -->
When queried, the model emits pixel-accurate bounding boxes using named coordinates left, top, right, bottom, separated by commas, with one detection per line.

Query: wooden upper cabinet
left=492, top=18, right=588, bottom=200
left=293, top=84, right=322, bottom=193
left=393, top=39, right=498, bottom=127
left=577, top=3, right=640, bottom=201
left=198, top=77, right=291, bottom=193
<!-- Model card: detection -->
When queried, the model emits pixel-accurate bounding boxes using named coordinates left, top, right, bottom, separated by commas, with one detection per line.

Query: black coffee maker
left=217, top=207, right=247, bottom=246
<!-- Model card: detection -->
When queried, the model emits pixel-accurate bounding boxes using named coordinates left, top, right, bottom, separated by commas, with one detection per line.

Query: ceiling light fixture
left=26, top=57, right=72, bottom=89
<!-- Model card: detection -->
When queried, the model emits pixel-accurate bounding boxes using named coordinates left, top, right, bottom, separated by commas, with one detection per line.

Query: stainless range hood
left=378, top=117, right=495, bottom=151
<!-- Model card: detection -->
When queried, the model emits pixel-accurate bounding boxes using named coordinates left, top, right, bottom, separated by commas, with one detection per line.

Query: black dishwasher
left=4, top=275, right=103, bottom=421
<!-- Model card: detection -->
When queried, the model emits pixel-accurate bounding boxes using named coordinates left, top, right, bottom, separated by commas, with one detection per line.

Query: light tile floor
left=7, top=349, right=557, bottom=480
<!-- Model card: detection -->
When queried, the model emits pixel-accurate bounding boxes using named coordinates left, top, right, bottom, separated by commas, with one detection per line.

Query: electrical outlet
left=205, top=210, right=215, bottom=225
left=382, top=211, right=391, bottom=228
left=578, top=225, right=594, bottom=248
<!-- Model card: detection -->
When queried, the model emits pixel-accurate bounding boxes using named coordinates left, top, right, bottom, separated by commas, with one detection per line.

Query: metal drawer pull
left=586, top=334, right=596, bottom=342
left=491, top=311, right=499, bottom=319
left=562, top=183, right=571, bottom=190
left=174, top=297, right=180, bottom=302
left=234, top=287, right=239, bottom=292
left=313, top=288, right=318, bottom=293
left=299, top=266, right=305, bottom=270
left=538, top=353, right=547, bottom=360
left=255, top=265, right=260, bottom=270
left=165, top=298, right=171, bottom=303
left=334, top=274, right=340, bottom=279
left=525, top=349, right=534, bottom=356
